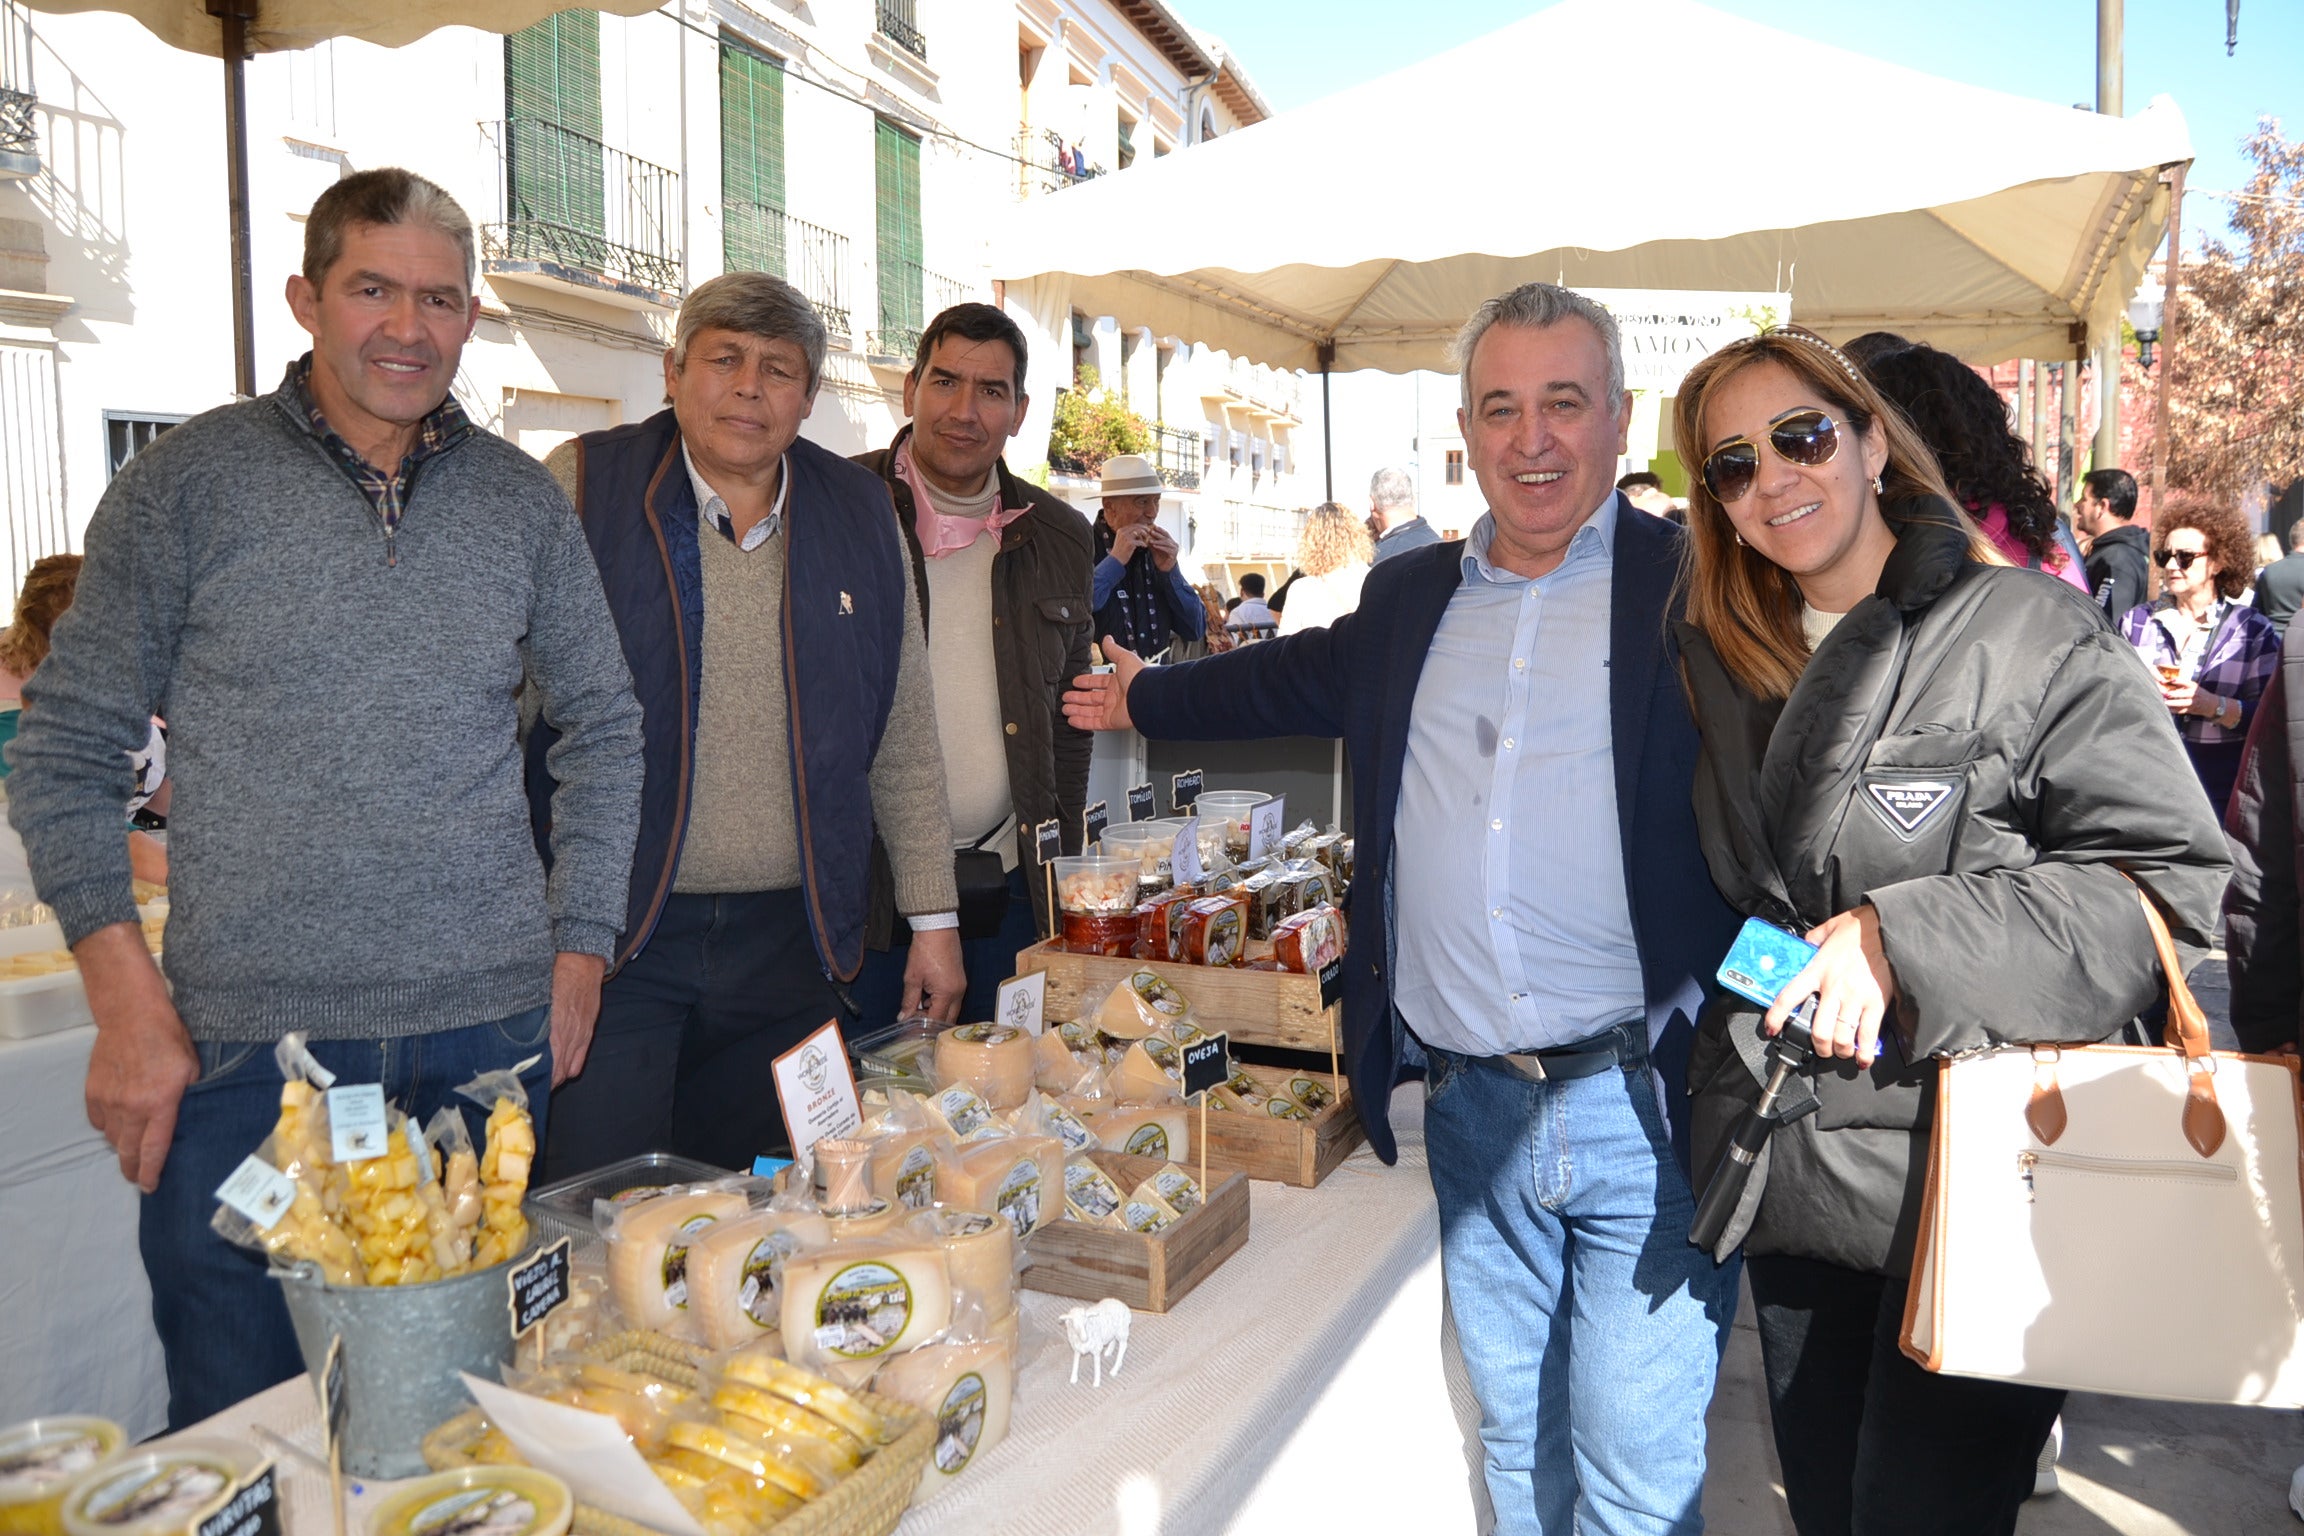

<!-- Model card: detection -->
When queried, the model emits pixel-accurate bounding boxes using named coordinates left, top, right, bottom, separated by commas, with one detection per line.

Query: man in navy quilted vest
left=527, top=273, right=962, bottom=1177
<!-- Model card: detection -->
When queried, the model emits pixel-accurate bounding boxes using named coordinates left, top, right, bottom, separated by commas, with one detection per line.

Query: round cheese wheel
left=873, top=1338, right=1017, bottom=1501
left=933, top=1024, right=1035, bottom=1110
left=605, top=1190, right=750, bottom=1333
left=686, top=1209, right=834, bottom=1351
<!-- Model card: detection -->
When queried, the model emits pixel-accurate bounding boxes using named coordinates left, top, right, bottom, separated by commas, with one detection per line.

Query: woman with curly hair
left=1859, top=340, right=2089, bottom=593
left=2121, top=493, right=2280, bottom=817
left=1277, top=502, right=1374, bottom=635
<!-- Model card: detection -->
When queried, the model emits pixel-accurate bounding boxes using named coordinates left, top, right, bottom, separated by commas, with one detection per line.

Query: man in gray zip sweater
left=5, top=169, right=645, bottom=1427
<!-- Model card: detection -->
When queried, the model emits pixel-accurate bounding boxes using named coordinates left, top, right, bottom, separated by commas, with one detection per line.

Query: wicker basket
left=422, top=1330, right=934, bottom=1536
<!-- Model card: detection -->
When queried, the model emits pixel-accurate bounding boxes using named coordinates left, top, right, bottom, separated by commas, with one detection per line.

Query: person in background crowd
left=1616, top=470, right=1686, bottom=524
left=1226, top=571, right=1277, bottom=629
left=1369, top=465, right=1439, bottom=562
left=1180, top=584, right=1237, bottom=658
left=1064, top=283, right=1742, bottom=1535
left=1671, top=326, right=2225, bottom=1536
left=2256, top=523, right=2304, bottom=638
left=2120, top=494, right=2280, bottom=821
left=2074, top=467, right=2150, bottom=623
left=851, top=303, right=1094, bottom=1028
left=1277, top=502, right=1374, bottom=635
left=7, top=169, right=647, bottom=1427
left=529, top=272, right=958, bottom=1179
left=1090, top=454, right=1204, bottom=658
left=1859, top=340, right=2088, bottom=593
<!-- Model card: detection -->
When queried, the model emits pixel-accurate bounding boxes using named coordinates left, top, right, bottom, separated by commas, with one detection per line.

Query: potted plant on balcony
left=1049, top=368, right=1151, bottom=478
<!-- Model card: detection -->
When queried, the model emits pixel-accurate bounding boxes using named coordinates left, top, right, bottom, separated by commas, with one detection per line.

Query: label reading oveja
left=738, top=1230, right=806, bottom=1329
left=893, top=1145, right=937, bottom=1209
left=814, top=1261, right=914, bottom=1358
left=661, top=1214, right=721, bottom=1310
left=1123, top=1123, right=1171, bottom=1159
left=407, top=1488, right=538, bottom=1536
left=993, top=1160, right=1043, bottom=1236
left=933, top=1373, right=990, bottom=1476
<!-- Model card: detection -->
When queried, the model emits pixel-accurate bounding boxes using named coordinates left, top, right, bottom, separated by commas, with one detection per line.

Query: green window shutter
left=874, top=119, right=922, bottom=345
left=719, top=41, right=787, bottom=277
left=505, top=12, right=604, bottom=264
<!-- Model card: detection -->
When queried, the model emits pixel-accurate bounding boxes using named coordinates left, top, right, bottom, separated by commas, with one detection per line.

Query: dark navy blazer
left=1127, top=495, right=1739, bottom=1172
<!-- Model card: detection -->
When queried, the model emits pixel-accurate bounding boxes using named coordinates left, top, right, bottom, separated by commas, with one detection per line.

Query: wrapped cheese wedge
left=1122, top=1195, right=1179, bottom=1234
left=604, top=1189, right=749, bottom=1332
left=1032, top=1024, right=1099, bottom=1095
left=941, top=1136, right=1065, bottom=1238
left=1109, top=1034, right=1185, bottom=1103
left=911, top=1208, right=1016, bottom=1324
left=718, top=1348, right=895, bottom=1447
left=685, top=1209, right=833, bottom=1351
left=873, top=1337, right=1017, bottom=1500
left=1017, top=1091, right=1098, bottom=1157
left=1147, top=1162, right=1205, bottom=1215
left=919, top=1084, right=1002, bottom=1144
left=1282, top=1075, right=1338, bottom=1113
left=661, top=1420, right=841, bottom=1502
left=933, top=1023, right=1035, bottom=1110
left=1089, top=1104, right=1190, bottom=1162
left=647, top=1448, right=803, bottom=1536
left=1093, top=970, right=1195, bottom=1038
left=866, top=1129, right=942, bottom=1211
left=779, top=1238, right=955, bottom=1370
left=1063, top=1159, right=1126, bottom=1228
left=708, top=1384, right=862, bottom=1467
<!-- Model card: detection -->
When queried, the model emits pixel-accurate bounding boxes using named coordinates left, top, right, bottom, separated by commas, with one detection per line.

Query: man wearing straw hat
left=1091, top=453, right=1206, bottom=659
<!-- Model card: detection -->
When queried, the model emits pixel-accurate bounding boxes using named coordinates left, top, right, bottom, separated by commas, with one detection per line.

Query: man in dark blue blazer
left=1065, top=285, right=1742, bottom=1535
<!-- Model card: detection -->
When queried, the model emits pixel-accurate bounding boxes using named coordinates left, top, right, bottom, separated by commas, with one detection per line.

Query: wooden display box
left=1016, top=938, right=1340, bottom=1053
left=1198, top=1071, right=1365, bottom=1188
left=1022, top=1149, right=1249, bottom=1313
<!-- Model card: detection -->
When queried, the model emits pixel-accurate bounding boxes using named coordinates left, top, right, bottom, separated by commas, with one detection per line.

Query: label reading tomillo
left=812, top=1261, right=915, bottom=1359
left=933, top=1373, right=990, bottom=1476
left=738, top=1230, right=807, bottom=1329
left=662, top=1214, right=721, bottom=1309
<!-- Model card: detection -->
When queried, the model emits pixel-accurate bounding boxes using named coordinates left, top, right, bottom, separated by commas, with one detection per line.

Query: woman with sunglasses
left=2118, top=494, right=2278, bottom=820
left=1670, top=329, right=2225, bottom=1535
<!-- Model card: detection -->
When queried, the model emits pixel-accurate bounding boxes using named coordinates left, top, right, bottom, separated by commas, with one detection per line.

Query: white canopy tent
left=994, top=0, right=2191, bottom=396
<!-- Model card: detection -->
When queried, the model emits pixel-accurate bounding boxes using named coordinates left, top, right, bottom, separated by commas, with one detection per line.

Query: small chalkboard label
left=507, top=1237, right=573, bottom=1337
left=194, top=1464, right=280, bottom=1536
left=321, top=1334, right=349, bottom=1462
left=1171, top=768, right=1205, bottom=813
left=1181, top=1031, right=1232, bottom=1099
left=1084, top=800, right=1111, bottom=849
left=1319, top=957, right=1345, bottom=1009
left=1127, top=783, right=1157, bottom=822
left=1033, top=818, right=1063, bottom=864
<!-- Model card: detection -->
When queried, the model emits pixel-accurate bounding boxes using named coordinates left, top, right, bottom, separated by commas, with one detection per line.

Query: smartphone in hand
left=1717, top=917, right=1820, bottom=1011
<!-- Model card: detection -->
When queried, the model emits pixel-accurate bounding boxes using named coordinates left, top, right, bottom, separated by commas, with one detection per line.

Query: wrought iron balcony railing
left=1, top=0, right=36, bottom=168
left=1150, top=424, right=1201, bottom=490
left=724, top=201, right=852, bottom=338
left=875, top=0, right=927, bottom=62
left=1012, top=124, right=1103, bottom=199
left=482, top=118, right=683, bottom=301
left=869, top=259, right=969, bottom=361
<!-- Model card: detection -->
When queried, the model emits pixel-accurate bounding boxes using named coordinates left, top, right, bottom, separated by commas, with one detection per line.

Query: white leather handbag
left=1901, top=891, right=2304, bottom=1406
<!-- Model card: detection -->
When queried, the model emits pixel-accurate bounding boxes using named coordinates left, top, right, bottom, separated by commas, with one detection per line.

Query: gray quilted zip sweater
left=5, top=377, right=645, bottom=1041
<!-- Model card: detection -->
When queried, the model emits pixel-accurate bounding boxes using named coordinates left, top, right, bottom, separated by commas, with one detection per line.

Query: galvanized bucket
left=274, top=1253, right=520, bottom=1478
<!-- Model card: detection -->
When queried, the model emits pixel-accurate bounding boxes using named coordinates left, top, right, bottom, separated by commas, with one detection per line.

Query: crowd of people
left=7, top=163, right=2302, bottom=1536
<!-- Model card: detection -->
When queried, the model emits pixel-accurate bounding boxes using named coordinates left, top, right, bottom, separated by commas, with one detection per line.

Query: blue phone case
left=1717, top=918, right=1820, bottom=1010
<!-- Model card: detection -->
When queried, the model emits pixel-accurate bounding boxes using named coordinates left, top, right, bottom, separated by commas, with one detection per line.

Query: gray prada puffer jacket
left=1678, top=505, right=2229, bottom=1276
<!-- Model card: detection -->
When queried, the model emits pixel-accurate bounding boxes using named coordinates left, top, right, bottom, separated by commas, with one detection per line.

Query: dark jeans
left=1747, top=1252, right=2064, bottom=1536
left=142, top=1006, right=553, bottom=1429
left=541, top=888, right=841, bottom=1180
left=851, top=866, right=1042, bottom=1030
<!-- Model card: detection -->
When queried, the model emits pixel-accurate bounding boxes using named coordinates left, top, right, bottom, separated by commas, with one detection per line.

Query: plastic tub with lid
left=59, top=1438, right=259, bottom=1536
left=365, top=1467, right=572, bottom=1536
left=0, top=1418, right=125, bottom=1536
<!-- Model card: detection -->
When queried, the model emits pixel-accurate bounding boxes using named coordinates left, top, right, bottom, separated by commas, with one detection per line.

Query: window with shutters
left=1445, top=449, right=1464, bottom=486
left=503, top=12, right=605, bottom=268
left=720, top=41, right=786, bottom=274
left=872, top=119, right=924, bottom=357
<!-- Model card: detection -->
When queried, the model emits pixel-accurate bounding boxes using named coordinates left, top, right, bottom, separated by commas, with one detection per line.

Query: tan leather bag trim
left=1898, top=1060, right=1951, bottom=1371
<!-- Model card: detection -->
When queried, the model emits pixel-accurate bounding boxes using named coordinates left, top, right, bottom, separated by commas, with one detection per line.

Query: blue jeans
left=1423, top=1028, right=1740, bottom=1536
left=141, top=1006, right=553, bottom=1429
left=851, top=866, right=1042, bottom=1030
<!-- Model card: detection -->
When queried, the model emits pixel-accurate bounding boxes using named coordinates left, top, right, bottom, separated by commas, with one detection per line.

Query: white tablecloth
left=0, top=1024, right=168, bottom=1437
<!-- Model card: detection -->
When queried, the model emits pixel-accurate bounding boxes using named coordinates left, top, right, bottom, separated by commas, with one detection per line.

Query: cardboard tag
left=1171, top=817, right=1205, bottom=887
left=194, top=1464, right=279, bottom=1536
left=1319, top=956, right=1346, bottom=1009
left=1181, top=1031, right=1231, bottom=1099
left=1033, top=818, right=1064, bottom=865
left=1247, top=796, right=1288, bottom=863
left=320, top=1334, right=349, bottom=1463
left=215, top=1155, right=297, bottom=1232
left=1084, top=799, right=1111, bottom=849
left=771, top=1019, right=864, bottom=1169
left=1171, top=768, right=1205, bottom=813
left=995, top=971, right=1047, bottom=1037
left=325, top=1083, right=388, bottom=1164
left=1127, top=783, right=1157, bottom=822
left=508, top=1237, right=573, bottom=1337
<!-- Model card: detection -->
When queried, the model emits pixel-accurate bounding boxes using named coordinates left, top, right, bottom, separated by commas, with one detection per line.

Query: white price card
left=215, top=1155, right=297, bottom=1231
left=325, top=1083, right=389, bottom=1164
left=1171, top=816, right=1205, bottom=886
left=771, top=1019, right=864, bottom=1169
left=1248, top=796, right=1288, bottom=863
left=462, top=1374, right=706, bottom=1536
left=996, top=971, right=1047, bottom=1037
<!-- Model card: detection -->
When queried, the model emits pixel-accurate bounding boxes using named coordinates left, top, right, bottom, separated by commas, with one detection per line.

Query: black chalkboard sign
left=1126, top=783, right=1157, bottom=822
left=1181, top=1031, right=1231, bottom=1099
left=1034, top=818, right=1064, bottom=864
left=1319, top=957, right=1345, bottom=1010
left=1084, top=800, right=1111, bottom=848
left=508, top=1237, right=573, bottom=1337
left=1171, top=768, right=1205, bottom=813
left=194, top=1465, right=279, bottom=1536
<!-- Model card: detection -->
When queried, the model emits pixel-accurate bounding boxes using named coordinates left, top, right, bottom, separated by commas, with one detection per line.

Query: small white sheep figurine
left=1061, top=1298, right=1132, bottom=1387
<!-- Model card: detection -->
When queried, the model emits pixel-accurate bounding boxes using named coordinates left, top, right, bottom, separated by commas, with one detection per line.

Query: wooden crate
left=1016, top=938, right=1340, bottom=1053
left=1021, top=1150, right=1249, bottom=1312
left=1197, top=1071, right=1365, bottom=1188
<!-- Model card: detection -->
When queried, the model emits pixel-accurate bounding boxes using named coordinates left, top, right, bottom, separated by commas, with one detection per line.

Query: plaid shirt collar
left=283, top=354, right=472, bottom=534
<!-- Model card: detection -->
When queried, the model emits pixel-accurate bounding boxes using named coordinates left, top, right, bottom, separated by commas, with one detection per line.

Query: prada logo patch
left=1864, top=778, right=1957, bottom=840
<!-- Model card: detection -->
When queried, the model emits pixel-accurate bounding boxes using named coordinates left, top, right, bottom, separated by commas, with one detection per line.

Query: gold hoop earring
left=1734, top=531, right=1746, bottom=547
left=1872, top=474, right=1884, bottom=494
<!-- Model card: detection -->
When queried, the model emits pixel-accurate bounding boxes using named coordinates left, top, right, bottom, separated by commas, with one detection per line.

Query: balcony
left=874, top=0, right=927, bottom=62
left=1, top=0, right=35, bottom=180
left=481, top=119, right=683, bottom=309
left=724, top=202, right=852, bottom=340
left=1149, top=424, right=1201, bottom=490
left=868, top=259, right=969, bottom=363
left=1223, top=354, right=1303, bottom=419
left=1012, top=124, right=1103, bottom=200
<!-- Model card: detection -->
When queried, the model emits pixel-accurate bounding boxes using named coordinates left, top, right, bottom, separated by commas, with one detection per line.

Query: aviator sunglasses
left=2156, top=547, right=2205, bottom=572
left=1700, top=408, right=1842, bottom=503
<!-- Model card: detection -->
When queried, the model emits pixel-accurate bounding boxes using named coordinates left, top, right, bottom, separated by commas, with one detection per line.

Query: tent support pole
left=1318, top=340, right=1335, bottom=503
left=211, top=0, right=258, bottom=398
left=2150, top=163, right=2182, bottom=524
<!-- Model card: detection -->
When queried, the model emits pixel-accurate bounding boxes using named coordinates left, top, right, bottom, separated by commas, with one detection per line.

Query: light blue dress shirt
left=1392, top=498, right=1648, bottom=1056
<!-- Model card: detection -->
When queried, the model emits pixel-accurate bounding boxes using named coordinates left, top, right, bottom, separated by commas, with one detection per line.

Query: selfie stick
left=1689, top=1002, right=1817, bottom=1252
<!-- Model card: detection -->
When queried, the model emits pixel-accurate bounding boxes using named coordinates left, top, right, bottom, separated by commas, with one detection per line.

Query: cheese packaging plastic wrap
left=1176, top=896, right=1246, bottom=966
left=872, top=1337, right=1017, bottom=1501
left=1121, top=1195, right=1179, bottom=1234
left=603, top=1187, right=751, bottom=1333
left=366, top=1467, right=573, bottom=1536
left=1283, top=1075, right=1339, bottom=1114
left=1108, top=1033, right=1185, bottom=1104
left=706, top=1384, right=863, bottom=1469
left=1033, top=1021, right=1102, bottom=1095
left=1272, top=905, right=1346, bottom=974
left=779, top=1238, right=955, bottom=1369
left=866, top=1129, right=942, bottom=1211
left=685, top=1209, right=834, bottom=1350
left=823, top=1200, right=904, bottom=1242
left=932, top=1024, right=1035, bottom=1110
left=0, top=1418, right=123, bottom=1536
left=1063, top=1158, right=1126, bottom=1228
left=941, top=1136, right=1065, bottom=1238
left=456, top=1065, right=539, bottom=1270
left=1089, top=1104, right=1190, bottom=1162
left=1147, top=1162, right=1205, bottom=1215
left=58, top=1439, right=259, bottom=1536
left=909, top=1208, right=1017, bottom=1324
left=1017, top=1091, right=1098, bottom=1156
left=919, top=1083, right=1002, bottom=1144
left=715, top=1346, right=897, bottom=1447
left=1092, top=970, right=1194, bottom=1039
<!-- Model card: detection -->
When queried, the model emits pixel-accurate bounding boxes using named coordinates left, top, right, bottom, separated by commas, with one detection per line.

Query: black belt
left=1486, top=1025, right=1645, bottom=1084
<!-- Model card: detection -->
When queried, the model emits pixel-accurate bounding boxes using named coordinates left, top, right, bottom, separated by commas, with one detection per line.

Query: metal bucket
left=274, top=1254, right=519, bottom=1478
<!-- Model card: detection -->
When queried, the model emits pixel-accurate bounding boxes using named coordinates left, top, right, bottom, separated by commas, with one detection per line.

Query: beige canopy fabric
left=19, top=0, right=660, bottom=57
left=993, top=0, right=2192, bottom=372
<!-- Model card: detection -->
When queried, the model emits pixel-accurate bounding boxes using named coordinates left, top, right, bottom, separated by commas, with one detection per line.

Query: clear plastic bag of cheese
left=602, top=1174, right=817, bottom=1350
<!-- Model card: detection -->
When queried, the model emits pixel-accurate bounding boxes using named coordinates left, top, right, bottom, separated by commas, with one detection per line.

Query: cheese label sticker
left=949, top=1023, right=1020, bottom=1046
left=991, top=1159, right=1043, bottom=1236
left=82, top=1459, right=234, bottom=1527
left=1043, top=1100, right=1096, bottom=1154
left=403, top=1487, right=537, bottom=1536
left=933, top=1373, right=990, bottom=1476
left=994, top=971, right=1046, bottom=1038
left=1153, top=1166, right=1204, bottom=1213
left=1064, top=1161, right=1122, bottom=1222
left=739, top=1231, right=806, bottom=1328
left=1123, top=1199, right=1175, bottom=1234
left=935, top=1085, right=997, bottom=1142
left=0, top=1427, right=107, bottom=1498
left=325, top=1083, right=390, bottom=1164
left=215, top=1155, right=298, bottom=1232
left=893, top=1144, right=937, bottom=1209
left=1287, top=1076, right=1336, bottom=1112
left=661, top=1214, right=721, bottom=1310
left=1862, top=778, right=1958, bottom=840
left=813, top=1261, right=914, bottom=1358
left=1123, top=1123, right=1171, bottom=1159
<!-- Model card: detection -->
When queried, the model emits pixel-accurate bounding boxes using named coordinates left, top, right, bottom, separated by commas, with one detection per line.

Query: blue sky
left=1195, top=0, right=2301, bottom=250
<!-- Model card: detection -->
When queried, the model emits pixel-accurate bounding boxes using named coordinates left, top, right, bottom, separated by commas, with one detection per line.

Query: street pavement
left=1699, top=951, right=2304, bottom=1535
